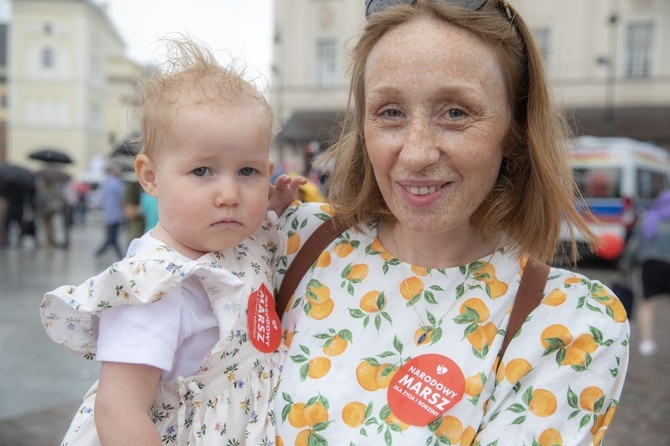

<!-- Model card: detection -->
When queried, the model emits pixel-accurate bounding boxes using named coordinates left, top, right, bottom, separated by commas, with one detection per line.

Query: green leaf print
left=567, top=386, right=579, bottom=409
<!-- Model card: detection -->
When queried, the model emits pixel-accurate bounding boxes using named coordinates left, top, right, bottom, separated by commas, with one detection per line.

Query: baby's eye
left=193, top=167, right=210, bottom=177
left=239, top=167, right=256, bottom=177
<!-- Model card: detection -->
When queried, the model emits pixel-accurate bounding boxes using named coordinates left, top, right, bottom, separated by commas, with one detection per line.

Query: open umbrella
left=0, top=163, right=36, bottom=188
left=29, top=148, right=74, bottom=164
left=112, top=137, right=141, bottom=157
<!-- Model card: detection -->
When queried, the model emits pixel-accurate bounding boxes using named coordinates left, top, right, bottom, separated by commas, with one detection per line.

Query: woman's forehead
left=364, top=17, right=505, bottom=96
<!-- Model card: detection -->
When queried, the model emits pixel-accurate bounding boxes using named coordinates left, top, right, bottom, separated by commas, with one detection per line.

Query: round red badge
left=247, top=283, right=282, bottom=353
left=387, top=354, right=465, bottom=426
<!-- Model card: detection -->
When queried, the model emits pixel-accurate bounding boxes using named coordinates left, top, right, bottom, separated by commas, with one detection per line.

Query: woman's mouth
left=403, top=184, right=445, bottom=196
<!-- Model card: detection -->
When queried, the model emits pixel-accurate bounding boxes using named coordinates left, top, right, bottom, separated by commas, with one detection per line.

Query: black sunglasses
left=365, top=0, right=512, bottom=21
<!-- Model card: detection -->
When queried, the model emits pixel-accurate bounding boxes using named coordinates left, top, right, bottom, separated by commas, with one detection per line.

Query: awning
left=566, top=106, right=670, bottom=147
left=276, top=111, right=345, bottom=145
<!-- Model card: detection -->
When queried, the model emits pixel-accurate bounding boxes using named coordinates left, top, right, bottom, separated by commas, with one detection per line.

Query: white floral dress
left=274, top=202, right=630, bottom=446
left=40, top=216, right=286, bottom=445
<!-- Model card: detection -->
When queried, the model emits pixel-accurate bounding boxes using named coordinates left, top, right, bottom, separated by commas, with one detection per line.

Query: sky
left=103, top=0, right=275, bottom=82
left=0, top=0, right=275, bottom=84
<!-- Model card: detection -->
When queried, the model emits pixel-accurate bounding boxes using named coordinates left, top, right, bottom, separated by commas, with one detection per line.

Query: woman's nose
left=214, top=178, right=241, bottom=206
left=400, top=118, right=440, bottom=169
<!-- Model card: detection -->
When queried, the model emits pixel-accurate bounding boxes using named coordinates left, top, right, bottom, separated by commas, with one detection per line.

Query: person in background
left=273, top=1, right=629, bottom=445
left=72, top=180, right=91, bottom=225
left=94, top=163, right=125, bottom=260
left=122, top=180, right=146, bottom=246
left=35, top=177, right=66, bottom=250
left=40, top=35, right=303, bottom=445
left=621, top=190, right=670, bottom=356
left=1, top=182, right=28, bottom=247
left=139, top=190, right=159, bottom=233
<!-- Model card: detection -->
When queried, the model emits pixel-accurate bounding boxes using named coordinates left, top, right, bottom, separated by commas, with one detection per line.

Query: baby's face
left=151, top=100, right=272, bottom=258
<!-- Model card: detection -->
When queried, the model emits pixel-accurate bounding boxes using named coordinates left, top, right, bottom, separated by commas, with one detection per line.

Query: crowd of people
left=30, top=0, right=670, bottom=445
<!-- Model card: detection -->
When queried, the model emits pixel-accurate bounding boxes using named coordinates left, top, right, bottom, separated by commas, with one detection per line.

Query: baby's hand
left=269, top=175, right=308, bottom=216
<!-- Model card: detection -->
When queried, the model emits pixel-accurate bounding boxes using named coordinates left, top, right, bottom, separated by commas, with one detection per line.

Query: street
left=0, top=220, right=667, bottom=445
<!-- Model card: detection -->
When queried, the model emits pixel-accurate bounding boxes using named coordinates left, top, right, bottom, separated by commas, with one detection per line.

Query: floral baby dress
left=40, top=216, right=286, bottom=445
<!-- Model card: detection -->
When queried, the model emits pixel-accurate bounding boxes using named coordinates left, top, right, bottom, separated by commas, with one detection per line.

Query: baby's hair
left=135, top=34, right=273, bottom=159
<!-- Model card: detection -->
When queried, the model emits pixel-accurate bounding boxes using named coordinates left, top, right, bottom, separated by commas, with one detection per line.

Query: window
left=42, top=47, right=54, bottom=68
left=573, top=167, right=621, bottom=198
left=637, top=169, right=667, bottom=200
left=316, top=39, right=337, bottom=87
left=625, top=22, right=653, bottom=78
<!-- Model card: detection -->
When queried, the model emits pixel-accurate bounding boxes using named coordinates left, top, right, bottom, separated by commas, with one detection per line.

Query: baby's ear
left=134, top=154, right=158, bottom=197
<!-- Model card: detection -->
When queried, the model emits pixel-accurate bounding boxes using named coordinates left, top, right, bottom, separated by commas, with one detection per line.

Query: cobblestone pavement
left=0, top=223, right=667, bottom=445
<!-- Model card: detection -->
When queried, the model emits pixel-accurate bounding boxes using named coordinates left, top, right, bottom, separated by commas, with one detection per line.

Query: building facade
left=270, top=0, right=670, bottom=174
left=6, top=0, right=143, bottom=177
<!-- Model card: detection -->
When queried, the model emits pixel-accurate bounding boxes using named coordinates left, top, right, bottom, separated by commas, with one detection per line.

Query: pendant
left=418, top=328, right=432, bottom=344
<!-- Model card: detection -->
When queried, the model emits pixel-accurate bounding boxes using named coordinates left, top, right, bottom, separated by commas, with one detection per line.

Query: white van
left=563, top=136, right=670, bottom=259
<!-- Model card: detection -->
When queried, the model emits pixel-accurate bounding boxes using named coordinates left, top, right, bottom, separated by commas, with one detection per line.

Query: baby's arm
left=95, top=361, right=163, bottom=445
left=269, top=174, right=308, bottom=215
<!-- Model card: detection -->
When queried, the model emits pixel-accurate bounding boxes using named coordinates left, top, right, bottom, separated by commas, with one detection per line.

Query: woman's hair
left=134, top=34, right=274, bottom=160
left=321, top=0, right=596, bottom=263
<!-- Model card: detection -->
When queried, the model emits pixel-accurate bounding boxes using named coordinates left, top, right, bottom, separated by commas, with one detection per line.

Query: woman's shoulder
left=541, top=265, right=630, bottom=334
left=281, top=201, right=334, bottom=226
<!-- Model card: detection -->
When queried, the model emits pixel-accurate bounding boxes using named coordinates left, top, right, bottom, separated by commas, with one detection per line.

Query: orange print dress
left=274, top=202, right=629, bottom=446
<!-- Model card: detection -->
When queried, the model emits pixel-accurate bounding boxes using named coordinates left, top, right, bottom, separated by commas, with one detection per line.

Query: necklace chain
left=389, top=224, right=496, bottom=344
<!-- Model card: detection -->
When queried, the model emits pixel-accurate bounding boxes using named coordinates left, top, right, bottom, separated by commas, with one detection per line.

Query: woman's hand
left=95, top=361, right=163, bottom=445
left=269, top=174, right=308, bottom=216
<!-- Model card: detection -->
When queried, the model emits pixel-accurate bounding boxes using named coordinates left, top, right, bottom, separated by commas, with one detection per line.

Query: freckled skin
left=364, top=16, right=511, bottom=265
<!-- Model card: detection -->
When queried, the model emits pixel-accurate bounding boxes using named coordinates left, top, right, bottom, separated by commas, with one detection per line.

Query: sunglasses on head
left=364, top=0, right=512, bottom=21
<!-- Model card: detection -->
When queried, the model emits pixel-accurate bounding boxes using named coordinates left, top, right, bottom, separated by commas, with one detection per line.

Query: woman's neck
left=378, top=220, right=497, bottom=269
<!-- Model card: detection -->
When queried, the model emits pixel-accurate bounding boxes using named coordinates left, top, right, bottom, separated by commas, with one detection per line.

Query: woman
left=274, top=1, right=629, bottom=444
left=621, top=190, right=670, bottom=357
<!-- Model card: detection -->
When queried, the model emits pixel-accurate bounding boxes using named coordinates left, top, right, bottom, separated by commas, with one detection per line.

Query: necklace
left=389, top=225, right=496, bottom=345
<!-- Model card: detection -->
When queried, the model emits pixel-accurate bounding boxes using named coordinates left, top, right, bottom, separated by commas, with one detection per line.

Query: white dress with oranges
left=275, top=202, right=629, bottom=446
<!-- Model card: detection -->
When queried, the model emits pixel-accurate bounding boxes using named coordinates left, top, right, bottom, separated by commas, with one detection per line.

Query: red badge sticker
left=387, top=354, right=465, bottom=426
left=247, top=283, right=282, bottom=353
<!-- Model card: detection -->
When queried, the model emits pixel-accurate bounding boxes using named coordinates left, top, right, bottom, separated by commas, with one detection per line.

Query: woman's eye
left=193, top=167, right=209, bottom=177
left=240, top=167, right=256, bottom=177
left=447, top=108, right=467, bottom=119
left=381, top=108, right=402, bottom=118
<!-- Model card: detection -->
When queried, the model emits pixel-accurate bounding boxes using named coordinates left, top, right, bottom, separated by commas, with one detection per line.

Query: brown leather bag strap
left=276, top=217, right=345, bottom=318
left=498, top=256, right=550, bottom=359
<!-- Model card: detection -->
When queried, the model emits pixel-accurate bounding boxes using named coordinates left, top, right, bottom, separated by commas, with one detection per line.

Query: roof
left=276, top=110, right=345, bottom=145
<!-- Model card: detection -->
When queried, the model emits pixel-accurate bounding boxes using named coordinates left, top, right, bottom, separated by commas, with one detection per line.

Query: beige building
left=271, top=0, right=670, bottom=174
left=6, top=0, right=143, bottom=177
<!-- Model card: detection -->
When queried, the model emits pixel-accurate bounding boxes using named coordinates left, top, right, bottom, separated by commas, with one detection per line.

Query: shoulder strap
left=276, top=217, right=345, bottom=318
left=498, top=256, right=550, bottom=359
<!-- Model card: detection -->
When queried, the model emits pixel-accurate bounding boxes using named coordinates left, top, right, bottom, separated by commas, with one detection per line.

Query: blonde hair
left=321, top=0, right=595, bottom=264
left=135, top=35, right=274, bottom=160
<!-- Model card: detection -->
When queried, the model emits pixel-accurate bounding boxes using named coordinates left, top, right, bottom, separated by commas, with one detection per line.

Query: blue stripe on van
left=578, top=199, right=624, bottom=220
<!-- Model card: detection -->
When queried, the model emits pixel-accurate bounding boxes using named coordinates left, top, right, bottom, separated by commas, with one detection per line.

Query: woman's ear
left=134, top=154, right=158, bottom=197
left=268, top=161, right=275, bottom=179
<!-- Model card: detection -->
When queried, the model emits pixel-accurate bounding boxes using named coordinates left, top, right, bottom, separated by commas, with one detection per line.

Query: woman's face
left=364, top=16, right=511, bottom=239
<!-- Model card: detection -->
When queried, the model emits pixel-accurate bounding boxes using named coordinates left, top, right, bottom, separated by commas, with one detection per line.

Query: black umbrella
left=29, top=148, right=74, bottom=164
left=0, top=163, right=36, bottom=188
left=113, top=139, right=141, bottom=157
